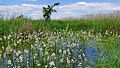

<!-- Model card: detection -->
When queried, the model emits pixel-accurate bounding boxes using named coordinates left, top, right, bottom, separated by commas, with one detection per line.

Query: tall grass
left=0, top=14, right=120, bottom=36
left=0, top=13, right=120, bottom=68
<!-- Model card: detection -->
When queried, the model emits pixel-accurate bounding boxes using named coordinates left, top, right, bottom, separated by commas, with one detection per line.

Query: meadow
left=0, top=14, right=120, bottom=68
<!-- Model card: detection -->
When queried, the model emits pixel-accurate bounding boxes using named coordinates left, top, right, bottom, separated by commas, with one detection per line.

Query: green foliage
left=0, top=17, right=120, bottom=35
left=42, top=3, right=60, bottom=23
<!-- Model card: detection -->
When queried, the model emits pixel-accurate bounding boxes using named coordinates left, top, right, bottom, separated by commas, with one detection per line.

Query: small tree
left=42, top=3, right=60, bottom=24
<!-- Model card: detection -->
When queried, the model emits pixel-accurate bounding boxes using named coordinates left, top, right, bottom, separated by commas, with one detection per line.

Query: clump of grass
left=18, top=21, right=33, bottom=34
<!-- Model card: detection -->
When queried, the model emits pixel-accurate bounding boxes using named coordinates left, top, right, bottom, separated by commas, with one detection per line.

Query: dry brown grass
left=18, top=21, right=33, bottom=34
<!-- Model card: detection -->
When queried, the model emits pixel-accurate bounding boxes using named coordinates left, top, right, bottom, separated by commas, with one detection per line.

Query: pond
left=0, top=43, right=103, bottom=68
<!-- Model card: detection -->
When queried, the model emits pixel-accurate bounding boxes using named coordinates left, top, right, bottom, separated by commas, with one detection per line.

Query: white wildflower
left=82, top=53, right=85, bottom=57
left=78, top=55, right=82, bottom=59
left=49, top=61, right=55, bottom=66
left=7, top=59, right=11, bottom=64
left=51, top=53, right=55, bottom=57
left=50, top=44, right=53, bottom=47
left=39, top=48, right=43, bottom=51
left=53, top=67, right=56, bottom=68
left=71, top=59, right=74, bottom=63
left=24, top=49, right=28, bottom=53
left=45, top=65, right=48, bottom=68
left=63, top=50, right=66, bottom=54
left=7, top=35, right=11, bottom=39
left=3, top=36, right=6, bottom=40
left=2, top=46, right=4, bottom=49
left=72, top=43, right=76, bottom=47
left=67, top=57, right=70, bottom=64
left=59, top=49, right=62, bottom=53
left=18, top=51, right=22, bottom=54
left=43, top=44, right=46, bottom=47
left=0, top=38, right=2, bottom=41
left=14, top=42, right=17, bottom=47
left=37, top=64, right=41, bottom=66
left=19, top=55, right=23, bottom=62
left=35, top=53, right=38, bottom=56
left=6, top=45, right=13, bottom=54
left=60, top=58, right=64, bottom=63
left=82, top=31, right=87, bottom=35
left=78, top=62, right=82, bottom=67
left=45, top=51, right=48, bottom=55
left=28, top=34, right=32, bottom=39
left=67, top=49, right=71, bottom=55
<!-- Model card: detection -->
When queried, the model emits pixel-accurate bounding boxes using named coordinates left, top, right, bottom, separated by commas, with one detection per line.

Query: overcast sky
left=0, top=0, right=120, bottom=19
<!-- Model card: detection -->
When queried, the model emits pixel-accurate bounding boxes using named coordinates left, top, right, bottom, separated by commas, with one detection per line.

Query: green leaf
left=54, top=2, right=60, bottom=6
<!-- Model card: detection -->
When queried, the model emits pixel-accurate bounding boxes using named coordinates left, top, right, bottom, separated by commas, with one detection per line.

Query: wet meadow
left=0, top=15, right=120, bottom=68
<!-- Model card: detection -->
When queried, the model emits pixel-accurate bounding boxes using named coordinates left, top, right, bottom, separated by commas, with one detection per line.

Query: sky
left=0, top=0, right=120, bottom=19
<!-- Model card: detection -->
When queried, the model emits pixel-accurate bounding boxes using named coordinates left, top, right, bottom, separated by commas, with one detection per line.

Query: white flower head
left=19, top=55, right=23, bottom=62
left=45, top=65, right=48, bottom=68
left=6, top=45, right=13, bottom=54
left=18, top=51, right=22, bottom=54
left=45, top=51, right=48, bottom=55
left=59, top=49, right=62, bottom=53
left=71, top=59, right=74, bottom=63
left=51, top=53, right=56, bottom=57
left=0, top=38, right=2, bottom=41
left=60, top=58, right=64, bottom=63
left=43, top=44, right=46, bottom=47
left=53, top=67, right=56, bottom=68
left=7, top=59, right=11, bottom=64
left=3, top=36, right=6, bottom=40
left=49, top=61, right=55, bottom=66
left=67, top=57, right=70, bottom=64
left=37, top=64, right=41, bottom=66
left=24, top=49, right=29, bottom=53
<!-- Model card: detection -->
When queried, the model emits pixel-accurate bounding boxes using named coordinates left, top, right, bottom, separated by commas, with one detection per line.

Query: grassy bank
left=0, top=15, right=120, bottom=36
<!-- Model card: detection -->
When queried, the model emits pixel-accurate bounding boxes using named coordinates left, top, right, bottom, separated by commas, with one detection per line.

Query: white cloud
left=0, top=4, right=45, bottom=19
left=55, top=2, right=120, bottom=19
left=0, top=2, right=120, bottom=19
left=59, top=2, right=119, bottom=11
